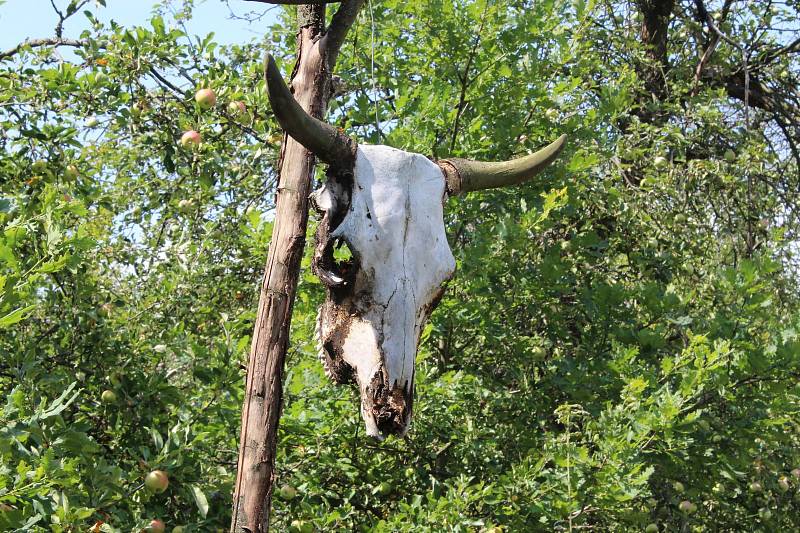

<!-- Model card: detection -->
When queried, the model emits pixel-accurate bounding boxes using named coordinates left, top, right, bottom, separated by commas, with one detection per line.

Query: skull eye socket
left=313, top=237, right=358, bottom=288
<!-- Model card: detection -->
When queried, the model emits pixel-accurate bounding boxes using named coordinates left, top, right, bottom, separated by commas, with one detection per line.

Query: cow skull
left=265, top=54, right=566, bottom=440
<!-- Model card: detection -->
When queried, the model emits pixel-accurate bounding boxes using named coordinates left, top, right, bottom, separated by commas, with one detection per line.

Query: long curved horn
left=263, top=53, right=355, bottom=167
left=439, top=134, right=567, bottom=195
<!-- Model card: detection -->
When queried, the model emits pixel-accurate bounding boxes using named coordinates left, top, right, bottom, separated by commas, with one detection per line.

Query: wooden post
left=230, top=2, right=364, bottom=532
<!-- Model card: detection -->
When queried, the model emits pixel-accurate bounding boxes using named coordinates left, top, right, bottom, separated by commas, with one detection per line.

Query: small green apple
left=289, top=520, right=313, bottom=533
left=108, top=372, right=122, bottom=387
left=177, top=199, right=195, bottom=213
left=180, top=130, right=203, bottom=148
left=101, top=390, right=117, bottom=404
left=64, top=164, right=79, bottom=180
left=749, top=481, right=763, bottom=493
left=723, top=149, right=736, bottom=162
left=180, top=130, right=202, bottom=148
left=146, top=519, right=166, bottom=533
left=227, top=101, right=246, bottom=118
left=85, top=116, right=99, bottom=128
left=672, top=481, right=685, bottom=494
left=778, top=477, right=790, bottom=492
left=277, top=484, right=297, bottom=500
left=678, top=500, right=696, bottom=514
left=531, top=346, right=548, bottom=361
left=377, top=481, right=392, bottom=495
left=644, top=524, right=659, bottom=533
left=144, top=470, right=169, bottom=493
left=195, top=88, right=217, bottom=109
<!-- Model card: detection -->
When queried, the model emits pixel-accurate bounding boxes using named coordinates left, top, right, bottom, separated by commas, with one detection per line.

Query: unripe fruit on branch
left=644, top=524, right=659, bottom=533
left=227, top=101, right=246, bottom=118
left=289, top=520, right=313, bottom=533
left=101, top=390, right=117, bottom=404
left=678, top=500, right=696, bottom=514
left=277, top=484, right=297, bottom=500
left=144, top=470, right=169, bottom=493
left=723, top=149, right=736, bottom=162
left=180, top=130, right=201, bottom=148
left=749, top=481, right=763, bottom=493
left=177, top=199, right=195, bottom=213
left=145, top=519, right=166, bottom=533
left=195, top=88, right=217, bottom=109
left=64, top=164, right=79, bottom=180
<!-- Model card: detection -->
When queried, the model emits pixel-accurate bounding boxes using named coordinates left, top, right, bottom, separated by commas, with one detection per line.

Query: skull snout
left=360, top=370, right=413, bottom=440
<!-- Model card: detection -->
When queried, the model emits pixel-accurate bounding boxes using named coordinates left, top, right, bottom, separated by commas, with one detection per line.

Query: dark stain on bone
left=319, top=303, right=356, bottom=385
left=367, top=370, right=413, bottom=436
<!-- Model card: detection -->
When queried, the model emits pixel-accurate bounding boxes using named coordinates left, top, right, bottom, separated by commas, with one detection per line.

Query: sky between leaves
left=0, top=0, right=278, bottom=52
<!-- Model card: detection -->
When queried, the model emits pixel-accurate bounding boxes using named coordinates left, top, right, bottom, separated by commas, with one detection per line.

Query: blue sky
left=0, top=0, right=280, bottom=50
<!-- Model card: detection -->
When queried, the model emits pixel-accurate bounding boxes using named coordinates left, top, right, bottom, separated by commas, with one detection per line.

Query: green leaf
left=189, top=484, right=209, bottom=518
left=39, top=382, right=80, bottom=419
left=0, top=305, right=36, bottom=328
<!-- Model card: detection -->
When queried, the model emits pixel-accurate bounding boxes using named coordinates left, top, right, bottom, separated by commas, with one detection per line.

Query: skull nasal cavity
left=369, top=374, right=413, bottom=436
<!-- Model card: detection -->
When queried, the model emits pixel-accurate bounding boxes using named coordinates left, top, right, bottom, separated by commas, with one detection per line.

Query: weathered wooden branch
left=0, top=38, right=87, bottom=61
left=324, top=0, right=366, bottom=70
left=229, top=2, right=363, bottom=532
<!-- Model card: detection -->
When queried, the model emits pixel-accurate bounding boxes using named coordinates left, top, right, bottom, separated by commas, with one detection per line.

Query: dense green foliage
left=2, top=0, right=800, bottom=531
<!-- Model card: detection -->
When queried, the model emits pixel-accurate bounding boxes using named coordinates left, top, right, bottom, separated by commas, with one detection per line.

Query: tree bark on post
left=230, top=2, right=364, bottom=532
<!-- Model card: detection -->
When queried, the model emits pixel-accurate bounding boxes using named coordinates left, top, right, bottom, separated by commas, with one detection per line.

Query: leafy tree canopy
left=1, top=0, right=799, bottom=531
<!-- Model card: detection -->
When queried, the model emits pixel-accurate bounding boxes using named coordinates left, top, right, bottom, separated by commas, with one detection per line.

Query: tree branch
left=323, top=0, right=366, bottom=70
left=693, top=0, right=751, bottom=126
left=690, top=0, right=734, bottom=94
left=0, top=38, right=87, bottom=61
left=49, top=0, right=91, bottom=38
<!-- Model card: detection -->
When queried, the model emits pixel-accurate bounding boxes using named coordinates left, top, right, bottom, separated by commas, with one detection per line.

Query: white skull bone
left=313, top=145, right=456, bottom=440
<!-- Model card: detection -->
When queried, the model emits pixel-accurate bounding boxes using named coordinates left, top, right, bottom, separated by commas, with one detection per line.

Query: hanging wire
left=368, top=0, right=380, bottom=135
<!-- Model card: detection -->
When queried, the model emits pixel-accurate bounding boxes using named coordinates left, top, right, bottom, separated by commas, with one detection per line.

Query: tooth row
left=315, top=308, right=335, bottom=379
